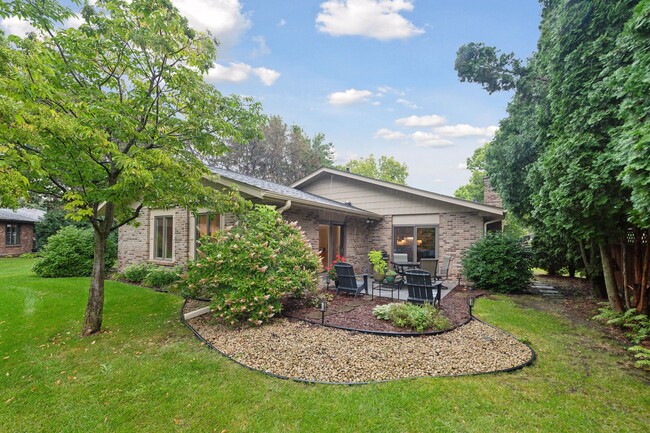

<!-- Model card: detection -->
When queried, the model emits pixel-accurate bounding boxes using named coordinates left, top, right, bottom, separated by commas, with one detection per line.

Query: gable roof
left=207, top=167, right=380, bottom=218
left=0, top=208, right=46, bottom=223
left=291, top=167, right=505, bottom=217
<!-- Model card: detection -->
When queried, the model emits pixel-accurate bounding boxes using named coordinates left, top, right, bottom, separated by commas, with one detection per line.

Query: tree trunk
left=82, top=202, right=116, bottom=336
left=599, top=242, right=624, bottom=313
left=82, top=229, right=107, bottom=335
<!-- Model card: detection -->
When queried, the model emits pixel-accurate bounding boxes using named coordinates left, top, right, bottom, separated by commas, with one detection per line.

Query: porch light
left=467, top=297, right=475, bottom=318
left=320, top=301, right=328, bottom=325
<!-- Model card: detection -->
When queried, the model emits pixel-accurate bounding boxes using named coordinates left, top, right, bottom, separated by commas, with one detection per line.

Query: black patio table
left=391, top=261, right=420, bottom=276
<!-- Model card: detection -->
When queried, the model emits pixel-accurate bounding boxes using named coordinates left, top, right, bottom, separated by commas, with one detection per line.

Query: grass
left=1, top=258, right=648, bottom=432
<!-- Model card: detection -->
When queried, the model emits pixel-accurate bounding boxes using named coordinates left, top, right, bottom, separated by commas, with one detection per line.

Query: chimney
left=483, top=177, right=503, bottom=208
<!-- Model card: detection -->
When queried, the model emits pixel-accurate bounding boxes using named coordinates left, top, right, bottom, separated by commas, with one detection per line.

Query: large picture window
left=5, top=224, right=19, bottom=246
left=393, top=225, right=437, bottom=262
left=154, top=216, right=173, bottom=260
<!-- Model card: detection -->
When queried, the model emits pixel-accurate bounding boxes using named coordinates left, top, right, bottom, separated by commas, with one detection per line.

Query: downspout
left=277, top=200, right=292, bottom=214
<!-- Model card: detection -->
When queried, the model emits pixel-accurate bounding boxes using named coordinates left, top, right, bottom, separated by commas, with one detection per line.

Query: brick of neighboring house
left=438, top=211, right=483, bottom=281
left=0, top=222, right=35, bottom=257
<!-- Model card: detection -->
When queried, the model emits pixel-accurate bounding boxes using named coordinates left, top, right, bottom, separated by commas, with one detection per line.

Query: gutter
left=276, top=200, right=292, bottom=214
left=484, top=219, right=503, bottom=233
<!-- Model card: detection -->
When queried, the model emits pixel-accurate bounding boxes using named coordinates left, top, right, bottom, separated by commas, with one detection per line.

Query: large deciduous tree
left=213, top=115, right=334, bottom=185
left=0, top=0, right=262, bottom=334
left=336, top=154, right=409, bottom=185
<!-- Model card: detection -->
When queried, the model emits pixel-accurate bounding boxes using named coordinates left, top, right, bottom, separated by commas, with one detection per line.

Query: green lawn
left=1, top=258, right=648, bottom=432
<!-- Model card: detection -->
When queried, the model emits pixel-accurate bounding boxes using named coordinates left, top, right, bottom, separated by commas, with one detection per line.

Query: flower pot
left=373, top=273, right=384, bottom=283
left=385, top=275, right=396, bottom=284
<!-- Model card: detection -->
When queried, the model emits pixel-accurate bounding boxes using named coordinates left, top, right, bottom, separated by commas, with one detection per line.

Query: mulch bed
left=282, top=285, right=487, bottom=333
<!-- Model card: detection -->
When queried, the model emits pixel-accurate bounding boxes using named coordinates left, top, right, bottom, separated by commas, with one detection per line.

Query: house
left=118, top=167, right=504, bottom=280
left=0, top=208, right=45, bottom=257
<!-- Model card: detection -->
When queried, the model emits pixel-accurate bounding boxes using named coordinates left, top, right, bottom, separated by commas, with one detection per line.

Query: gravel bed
left=186, top=316, right=534, bottom=383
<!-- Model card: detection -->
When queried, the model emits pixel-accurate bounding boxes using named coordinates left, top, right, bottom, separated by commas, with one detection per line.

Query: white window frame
left=5, top=223, right=20, bottom=246
left=149, top=210, right=174, bottom=262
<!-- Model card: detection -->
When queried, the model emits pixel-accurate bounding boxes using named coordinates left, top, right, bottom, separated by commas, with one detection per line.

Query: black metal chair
left=435, top=256, right=452, bottom=289
left=405, top=269, right=441, bottom=307
left=334, top=263, right=369, bottom=297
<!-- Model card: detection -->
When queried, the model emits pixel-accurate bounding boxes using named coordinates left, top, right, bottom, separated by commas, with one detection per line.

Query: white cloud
left=0, top=16, right=36, bottom=37
left=251, top=35, right=270, bottom=56
left=432, top=124, right=498, bottom=138
left=327, top=88, right=373, bottom=105
left=316, top=0, right=424, bottom=41
left=411, top=131, right=453, bottom=148
left=63, top=15, right=85, bottom=29
left=207, top=62, right=252, bottom=83
left=277, top=19, right=286, bottom=27
left=396, top=114, right=446, bottom=127
left=457, top=162, right=468, bottom=170
left=374, top=128, right=406, bottom=140
left=396, top=98, right=419, bottom=109
left=173, top=0, right=251, bottom=47
left=207, top=62, right=280, bottom=86
left=253, top=67, right=281, bottom=86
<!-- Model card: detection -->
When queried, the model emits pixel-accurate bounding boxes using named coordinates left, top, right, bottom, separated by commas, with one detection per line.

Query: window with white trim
left=154, top=216, right=173, bottom=260
left=5, top=224, right=19, bottom=246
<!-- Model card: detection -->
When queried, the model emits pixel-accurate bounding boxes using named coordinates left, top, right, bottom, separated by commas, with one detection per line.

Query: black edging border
left=180, top=298, right=537, bottom=386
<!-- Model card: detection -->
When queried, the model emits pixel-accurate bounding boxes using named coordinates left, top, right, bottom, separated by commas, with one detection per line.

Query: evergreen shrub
left=461, top=232, right=532, bottom=293
left=33, top=226, right=117, bottom=277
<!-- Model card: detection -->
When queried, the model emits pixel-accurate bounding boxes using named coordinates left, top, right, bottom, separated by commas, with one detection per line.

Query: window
left=196, top=214, right=221, bottom=239
left=5, top=224, right=19, bottom=246
left=154, top=216, right=173, bottom=260
left=393, top=225, right=437, bottom=262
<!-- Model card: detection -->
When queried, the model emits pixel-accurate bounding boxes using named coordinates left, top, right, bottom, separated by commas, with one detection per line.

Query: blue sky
left=1, top=0, right=543, bottom=195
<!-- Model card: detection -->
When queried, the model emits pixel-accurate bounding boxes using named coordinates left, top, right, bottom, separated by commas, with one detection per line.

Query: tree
left=454, top=42, right=524, bottom=94
left=336, top=154, right=408, bottom=185
left=454, top=144, right=487, bottom=202
left=214, top=115, right=334, bottom=185
left=455, top=0, right=647, bottom=312
left=0, top=0, right=262, bottom=335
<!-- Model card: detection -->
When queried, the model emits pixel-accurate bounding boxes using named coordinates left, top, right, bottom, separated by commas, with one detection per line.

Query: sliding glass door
left=318, top=222, right=345, bottom=268
left=393, top=225, right=437, bottom=262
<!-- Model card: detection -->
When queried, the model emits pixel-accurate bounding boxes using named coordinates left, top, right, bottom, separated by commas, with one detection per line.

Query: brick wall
left=483, top=177, right=503, bottom=208
left=0, top=222, right=35, bottom=257
left=438, top=212, right=483, bottom=280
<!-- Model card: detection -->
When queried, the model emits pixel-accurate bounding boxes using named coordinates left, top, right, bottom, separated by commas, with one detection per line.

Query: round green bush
left=122, top=262, right=156, bottom=283
left=142, top=266, right=181, bottom=289
left=461, top=232, right=532, bottom=293
left=33, top=226, right=117, bottom=278
left=178, top=204, right=321, bottom=326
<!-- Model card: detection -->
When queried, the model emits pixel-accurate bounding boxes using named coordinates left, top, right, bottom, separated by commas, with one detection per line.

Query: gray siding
left=300, top=175, right=469, bottom=215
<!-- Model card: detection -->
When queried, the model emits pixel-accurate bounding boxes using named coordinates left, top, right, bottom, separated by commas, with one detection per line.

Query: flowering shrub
left=326, top=254, right=345, bottom=281
left=178, top=205, right=321, bottom=326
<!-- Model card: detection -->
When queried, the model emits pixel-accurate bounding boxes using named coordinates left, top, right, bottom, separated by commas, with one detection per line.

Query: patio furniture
left=404, top=269, right=441, bottom=307
left=419, top=258, right=438, bottom=276
left=392, top=253, right=419, bottom=276
left=435, top=256, right=452, bottom=286
left=371, top=278, right=403, bottom=301
left=334, top=263, right=369, bottom=297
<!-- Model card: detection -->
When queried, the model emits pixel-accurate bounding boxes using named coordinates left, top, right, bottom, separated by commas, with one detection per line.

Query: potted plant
left=385, top=269, right=398, bottom=284
left=326, top=254, right=345, bottom=287
left=368, top=250, right=387, bottom=283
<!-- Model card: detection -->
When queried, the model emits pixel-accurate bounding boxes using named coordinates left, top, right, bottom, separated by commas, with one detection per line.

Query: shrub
left=177, top=205, right=321, bottom=326
left=122, top=262, right=157, bottom=284
left=19, top=252, right=41, bottom=259
left=142, top=266, right=181, bottom=289
left=372, top=303, right=449, bottom=332
left=34, top=207, right=90, bottom=250
left=461, top=232, right=532, bottom=293
left=33, top=226, right=117, bottom=277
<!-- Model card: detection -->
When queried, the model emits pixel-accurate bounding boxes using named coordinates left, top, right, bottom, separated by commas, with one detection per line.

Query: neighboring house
left=0, top=208, right=46, bottom=257
left=118, top=167, right=505, bottom=280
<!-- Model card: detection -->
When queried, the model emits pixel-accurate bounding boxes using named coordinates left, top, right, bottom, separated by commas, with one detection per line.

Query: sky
left=0, top=0, right=543, bottom=196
